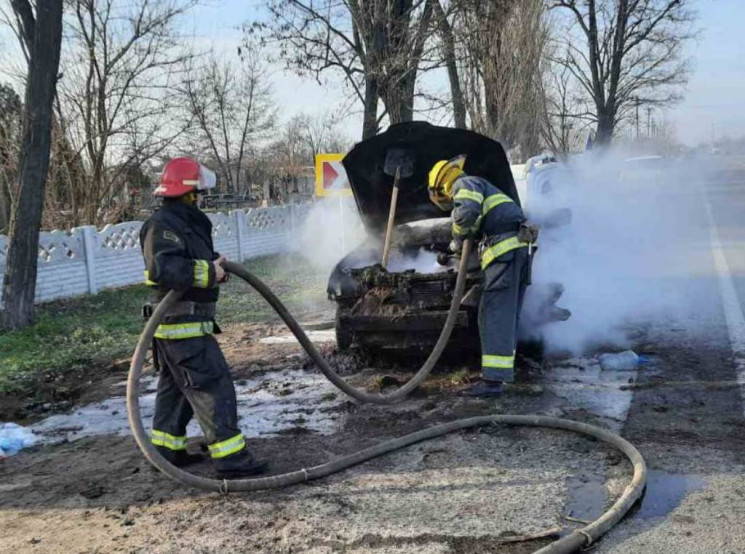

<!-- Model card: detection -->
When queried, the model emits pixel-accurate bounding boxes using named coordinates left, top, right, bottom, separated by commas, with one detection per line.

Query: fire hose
left=127, top=239, right=647, bottom=554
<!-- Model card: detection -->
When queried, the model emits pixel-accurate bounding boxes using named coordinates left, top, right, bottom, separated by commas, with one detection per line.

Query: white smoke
left=386, top=247, right=450, bottom=273
left=295, top=197, right=368, bottom=273
left=525, top=149, right=714, bottom=354
left=296, top=200, right=450, bottom=275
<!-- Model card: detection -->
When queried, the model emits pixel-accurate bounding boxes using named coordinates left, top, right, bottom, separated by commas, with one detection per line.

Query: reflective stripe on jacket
left=450, top=175, right=526, bottom=268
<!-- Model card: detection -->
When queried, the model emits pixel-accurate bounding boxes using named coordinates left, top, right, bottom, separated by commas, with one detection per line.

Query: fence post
left=233, top=209, right=246, bottom=262
left=79, top=225, right=98, bottom=294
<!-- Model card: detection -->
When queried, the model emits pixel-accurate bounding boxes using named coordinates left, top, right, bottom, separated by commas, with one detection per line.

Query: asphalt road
left=584, top=154, right=745, bottom=553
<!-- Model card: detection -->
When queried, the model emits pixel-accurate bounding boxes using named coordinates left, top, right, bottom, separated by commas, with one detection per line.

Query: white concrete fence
left=0, top=203, right=317, bottom=306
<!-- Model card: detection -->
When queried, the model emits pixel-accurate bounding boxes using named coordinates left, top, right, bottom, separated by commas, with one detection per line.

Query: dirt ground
left=2, top=312, right=745, bottom=554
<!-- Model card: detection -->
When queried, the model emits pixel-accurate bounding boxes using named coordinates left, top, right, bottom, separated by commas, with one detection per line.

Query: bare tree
left=432, top=0, right=465, bottom=128
left=179, top=47, right=276, bottom=195
left=56, top=0, right=196, bottom=225
left=293, top=111, right=353, bottom=157
left=255, top=0, right=436, bottom=140
left=257, top=112, right=354, bottom=201
left=456, top=0, right=548, bottom=160
left=0, top=83, right=22, bottom=233
left=549, top=0, right=696, bottom=145
left=2, top=0, right=63, bottom=330
left=540, top=52, right=593, bottom=155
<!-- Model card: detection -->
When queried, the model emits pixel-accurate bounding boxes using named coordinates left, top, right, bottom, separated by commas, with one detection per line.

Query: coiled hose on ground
left=127, top=239, right=647, bottom=554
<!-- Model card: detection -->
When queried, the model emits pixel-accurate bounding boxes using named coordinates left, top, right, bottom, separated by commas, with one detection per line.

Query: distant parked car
left=619, top=155, right=665, bottom=186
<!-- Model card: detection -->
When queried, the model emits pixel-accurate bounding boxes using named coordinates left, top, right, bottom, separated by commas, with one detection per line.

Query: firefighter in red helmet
left=139, top=158, right=267, bottom=479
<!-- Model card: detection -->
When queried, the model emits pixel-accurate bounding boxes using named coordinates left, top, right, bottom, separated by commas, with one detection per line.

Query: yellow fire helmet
left=428, top=155, right=467, bottom=210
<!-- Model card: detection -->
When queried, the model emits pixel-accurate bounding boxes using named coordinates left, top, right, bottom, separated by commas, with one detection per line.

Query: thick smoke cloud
left=295, top=197, right=368, bottom=274
left=524, top=150, right=713, bottom=354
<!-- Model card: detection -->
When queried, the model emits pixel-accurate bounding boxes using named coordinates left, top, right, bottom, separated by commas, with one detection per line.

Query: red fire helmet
left=154, top=157, right=217, bottom=197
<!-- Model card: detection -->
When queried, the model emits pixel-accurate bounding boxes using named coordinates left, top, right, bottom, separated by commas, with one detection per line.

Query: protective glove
left=448, top=238, right=463, bottom=254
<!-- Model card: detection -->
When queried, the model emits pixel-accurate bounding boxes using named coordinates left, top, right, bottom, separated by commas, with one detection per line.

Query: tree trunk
left=0, top=179, right=11, bottom=233
left=595, top=109, right=615, bottom=146
left=362, top=75, right=379, bottom=140
left=433, top=0, right=466, bottom=128
left=2, top=0, right=64, bottom=330
left=396, top=73, right=416, bottom=124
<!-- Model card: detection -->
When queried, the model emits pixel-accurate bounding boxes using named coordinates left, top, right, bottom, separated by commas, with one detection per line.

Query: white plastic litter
left=0, top=422, right=37, bottom=457
left=599, top=350, right=649, bottom=371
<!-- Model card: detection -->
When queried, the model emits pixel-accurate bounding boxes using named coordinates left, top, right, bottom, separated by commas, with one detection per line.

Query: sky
left=181, top=0, right=364, bottom=137
left=666, top=0, right=745, bottom=145
left=1, top=0, right=743, bottom=146
left=183, top=0, right=745, bottom=147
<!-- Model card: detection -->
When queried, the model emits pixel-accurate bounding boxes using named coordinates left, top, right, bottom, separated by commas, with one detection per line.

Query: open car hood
left=343, top=122, right=519, bottom=233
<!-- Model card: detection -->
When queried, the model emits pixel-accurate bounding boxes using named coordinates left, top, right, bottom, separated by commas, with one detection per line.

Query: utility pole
left=635, top=97, right=640, bottom=140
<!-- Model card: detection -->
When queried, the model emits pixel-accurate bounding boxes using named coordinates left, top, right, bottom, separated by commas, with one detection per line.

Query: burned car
left=327, top=122, right=568, bottom=355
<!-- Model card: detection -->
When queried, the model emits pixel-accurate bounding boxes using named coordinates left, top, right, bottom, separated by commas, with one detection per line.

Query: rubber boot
left=156, top=446, right=206, bottom=468
left=214, top=449, right=269, bottom=480
left=462, top=379, right=504, bottom=397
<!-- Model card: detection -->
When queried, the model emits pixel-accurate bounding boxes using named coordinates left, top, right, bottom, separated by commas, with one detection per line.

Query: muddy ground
left=2, top=306, right=745, bottom=554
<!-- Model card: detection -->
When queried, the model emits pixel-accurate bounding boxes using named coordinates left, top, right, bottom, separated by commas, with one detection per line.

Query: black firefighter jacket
left=140, top=202, right=220, bottom=322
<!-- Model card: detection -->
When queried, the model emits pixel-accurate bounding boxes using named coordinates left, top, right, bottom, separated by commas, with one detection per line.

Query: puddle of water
left=565, top=477, right=606, bottom=521
left=540, top=355, right=662, bottom=429
left=637, top=470, right=707, bottom=518
left=30, top=369, right=346, bottom=446
left=564, top=470, right=707, bottom=523
left=542, top=357, right=639, bottom=430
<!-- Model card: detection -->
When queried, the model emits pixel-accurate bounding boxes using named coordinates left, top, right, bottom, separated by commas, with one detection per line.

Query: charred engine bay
left=336, top=262, right=481, bottom=354
left=330, top=219, right=481, bottom=354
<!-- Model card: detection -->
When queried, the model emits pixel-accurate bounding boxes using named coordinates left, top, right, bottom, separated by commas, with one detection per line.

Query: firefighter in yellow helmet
left=428, top=155, right=533, bottom=396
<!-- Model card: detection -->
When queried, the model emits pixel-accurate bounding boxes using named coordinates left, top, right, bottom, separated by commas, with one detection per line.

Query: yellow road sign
left=315, top=153, right=352, bottom=197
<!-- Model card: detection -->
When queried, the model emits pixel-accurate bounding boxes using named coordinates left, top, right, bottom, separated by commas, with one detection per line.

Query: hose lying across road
left=127, top=239, right=647, bottom=554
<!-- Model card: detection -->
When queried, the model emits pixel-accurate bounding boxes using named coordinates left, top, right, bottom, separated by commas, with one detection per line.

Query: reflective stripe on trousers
left=208, top=433, right=246, bottom=459
left=482, top=353, right=515, bottom=369
left=151, top=429, right=187, bottom=451
left=482, top=353, right=515, bottom=382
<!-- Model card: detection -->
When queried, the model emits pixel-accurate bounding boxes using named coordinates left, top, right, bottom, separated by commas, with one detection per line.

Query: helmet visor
left=197, top=165, right=217, bottom=191
left=428, top=188, right=453, bottom=211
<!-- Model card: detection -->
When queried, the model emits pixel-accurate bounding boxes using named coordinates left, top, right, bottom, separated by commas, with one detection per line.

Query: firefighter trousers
left=478, top=247, right=529, bottom=383
left=152, top=334, right=252, bottom=469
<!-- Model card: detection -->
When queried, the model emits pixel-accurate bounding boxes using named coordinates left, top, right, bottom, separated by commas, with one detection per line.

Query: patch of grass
left=0, top=255, right=331, bottom=406
left=218, top=255, right=329, bottom=324
left=447, top=369, right=472, bottom=386
left=0, top=285, right=147, bottom=405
